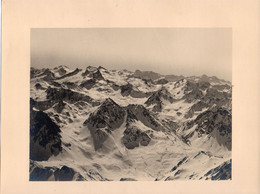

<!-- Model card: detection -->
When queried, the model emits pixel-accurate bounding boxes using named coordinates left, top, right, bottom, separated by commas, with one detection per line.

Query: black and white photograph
left=29, top=28, right=232, bottom=181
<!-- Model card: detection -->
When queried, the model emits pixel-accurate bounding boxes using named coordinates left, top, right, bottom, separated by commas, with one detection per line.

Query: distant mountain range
left=30, top=65, right=232, bottom=181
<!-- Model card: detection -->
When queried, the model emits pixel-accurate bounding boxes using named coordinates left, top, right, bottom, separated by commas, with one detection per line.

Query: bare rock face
left=145, top=87, right=174, bottom=112
left=188, top=108, right=232, bottom=150
left=46, top=86, right=98, bottom=106
left=80, top=79, right=96, bottom=89
left=120, top=83, right=133, bottom=96
left=30, top=163, right=55, bottom=181
left=39, top=69, right=56, bottom=81
left=202, top=88, right=231, bottom=109
left=30, top=109, right=62, bottom=161
left=35, top=83, right=45, bottom=90
left=126, top=104, right=164, bottom=131
left=55, top=68, right=81, bottom=80
left=122, top=126, right=151, bottom=149
left=91, top=128, right=109, bottom=150
left=53, top=100, right=66, bottom=113
left=30, top=161, right=85, bottom=181
left=30, top=65, right=232, bottom=181
left=83, top=98, right=126, bottom=150
left=200, top=159, right=232, bottom=180
left=84, top=98, right=126, bottom=130
left=120, top=83, right=149, bottom=98
left=184, top=101, right=208, bottom=119
left=82, top=68, right=90, bottom=76
left=184, top=81, right=204, bottom=103
left=63, top=81, right=78, bottom=89
left=92, top=69, right=105, bottom=80
left=155, top=78, right=168, bottom=85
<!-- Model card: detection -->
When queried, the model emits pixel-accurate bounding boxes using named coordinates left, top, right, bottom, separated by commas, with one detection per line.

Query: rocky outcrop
left=126, top=104, right=164, bottom=131
left=120, top=178, right=137, bottom=181
left=122, top=126, right=151, bottom=149
left=46, top=86, right=98, bottom=106
left=120, top=83, right=149, bottom=98
left=202, top=88, right=231, bottom=109
left=82, top=68, right=90, bottom=76
left=35, top=83, right=45, bottom=90
left=30, top=161, right=85, bottom=181
left=43, top=70, right=56, bottom=81
left=201, top=159, right=232, bottom=180
left=184, top=101, right=208, bottom=119
left=53, top=100, right=66, bottom=113
left=55, top=68, right=81, bottom=80
left=63, top=81, right=78, bottom=89
left=83, top=98, right=126, bottom=150
left=30, top=109, right=62, bottom=161
left=145, top=87, right=174, bottom=112
left=189, top=108, right=232, bottom=150
left=92, top=69, right=105, bottom=80
left=84, top=98, right=125, bottom=130
left=30, top=98, right=56, bottom=112
left=155, top=78, right=168, bottom=85
left=53, top=65, right=68, bottom=76
left=80, top=79, right=96, bottom=89
left=54, top=166, right=85, bottom=181
left=184, top=81, right=204, bottom=103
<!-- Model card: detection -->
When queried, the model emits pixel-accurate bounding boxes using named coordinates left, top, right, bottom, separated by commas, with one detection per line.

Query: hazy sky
left=31, top=28, right=232, bottom=81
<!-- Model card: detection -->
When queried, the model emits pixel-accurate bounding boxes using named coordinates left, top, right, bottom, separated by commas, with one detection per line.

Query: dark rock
left=190, top=108, right=232, bottom=150
left=55, top=66, right=68, bottom=76
left=121, top=83, right=133, bottom=96
left=30, top=166, right=54, bottom=181
left=202, top=159, right=231, bottom=180
left=30, top=161, right=86, bottom=181
left=165, top=75, right=185, bottom=82
left=53, top=100, right=66, bottom=113
left=54, top=166, right=76, bottom=181
left=63, top=81, right=78, bottom=89
left=134, top=70, right=162, bottom=80
left=30, top=109, right=62, bottom=161
left=46, top=86, right=98, bottom=106
left=176, top=112, right=182, bottom=116
left=155, top=78, right=168, bottom=85
left=126, top=104, right=164, bottom=131
left=112, top=83, right=120, bottom=91
left=50, top=81, right=62, bottom=87
left=120, top=83, right=149, bottom=98
left=86, top=169, right=109, bottom=181
left=82, top=68, right=90, bottom=76
left=184, top=101, right=207, bottom=119
left=122, top=126, right=151, bottom=149
left=35, top=83, right=45, bottom=90
left=38, top=69, right=55, bottom=81
left=83, top=98, right=126, bottom=150
left=145, top=87, right=174, bottom=112
left=120, top=178, right=137, bottom=181
left=92, top=70, right=105, bottom=80
left=55, top=68, right=81, bottom=80
left=80, top=79, right=96, bottom=90
left=84, top=98, right=125, bottom=130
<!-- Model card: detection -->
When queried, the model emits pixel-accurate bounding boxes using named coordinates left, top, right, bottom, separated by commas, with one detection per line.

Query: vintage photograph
left=29, top=28, right=232, bottom=181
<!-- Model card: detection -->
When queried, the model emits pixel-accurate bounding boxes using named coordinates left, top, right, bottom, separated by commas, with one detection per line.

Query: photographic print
left=29, top=28, right=232, bottom=181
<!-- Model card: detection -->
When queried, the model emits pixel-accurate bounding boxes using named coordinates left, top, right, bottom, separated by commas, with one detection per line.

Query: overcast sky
left=31, top=28, right=232, bottom=81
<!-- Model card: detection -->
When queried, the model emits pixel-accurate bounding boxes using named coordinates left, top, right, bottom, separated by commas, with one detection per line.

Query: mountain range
left=30, top=65, right=232, bottom=181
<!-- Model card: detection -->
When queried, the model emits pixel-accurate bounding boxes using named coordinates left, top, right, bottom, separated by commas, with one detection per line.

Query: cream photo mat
left=1, top=0, right=260, bottom=193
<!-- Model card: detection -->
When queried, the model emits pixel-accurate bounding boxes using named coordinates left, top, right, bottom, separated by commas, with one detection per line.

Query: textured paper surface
left=1, top=0, right=260, bottom=193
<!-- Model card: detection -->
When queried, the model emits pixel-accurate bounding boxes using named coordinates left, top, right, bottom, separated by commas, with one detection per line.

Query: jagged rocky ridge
left=30, top=66, right=232, bottom=181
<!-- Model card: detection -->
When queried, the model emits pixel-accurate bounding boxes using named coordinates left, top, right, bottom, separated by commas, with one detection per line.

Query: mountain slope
left=30, top=65, right=232, bottom=181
